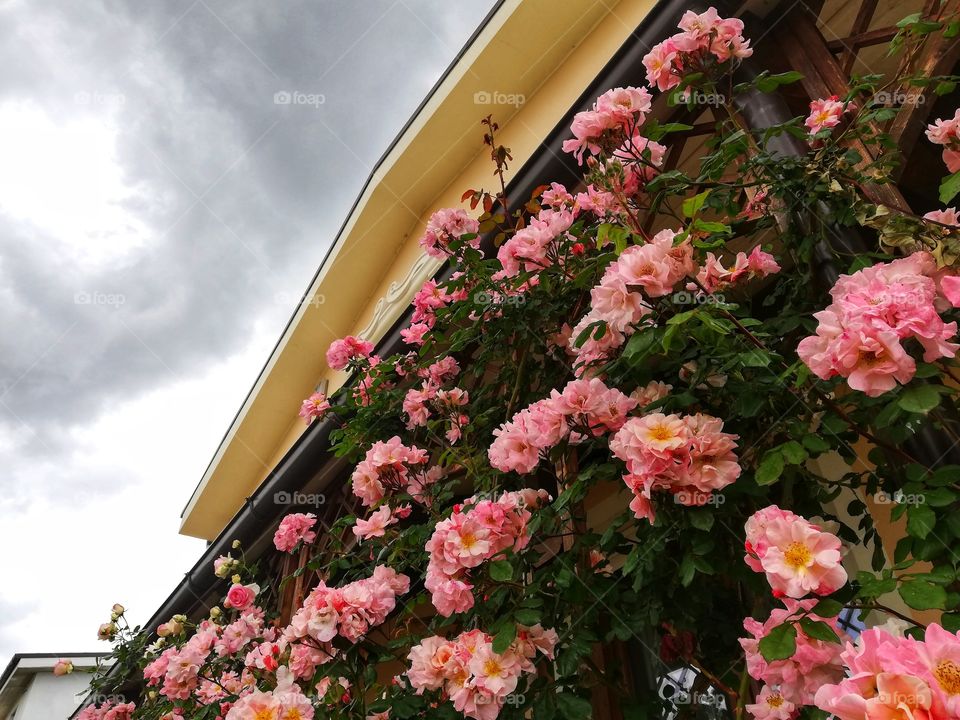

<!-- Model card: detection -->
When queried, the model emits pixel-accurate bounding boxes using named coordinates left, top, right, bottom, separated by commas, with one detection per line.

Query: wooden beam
left=889, top=0, right=960, bottom=172
left=827, top=27, right=898, bottom=55
left=773, top=5, right=912, bottom=212
left=838, top=0, right=879, bottom=74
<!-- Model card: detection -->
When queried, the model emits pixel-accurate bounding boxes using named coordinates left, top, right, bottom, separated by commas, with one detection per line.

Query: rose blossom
left=273, top=512, right=318, bottom=552
left=224, top=583, right=259, bottom=611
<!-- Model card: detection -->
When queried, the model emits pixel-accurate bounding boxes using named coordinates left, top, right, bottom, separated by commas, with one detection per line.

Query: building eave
left=180, top=0, right=659, bottom=540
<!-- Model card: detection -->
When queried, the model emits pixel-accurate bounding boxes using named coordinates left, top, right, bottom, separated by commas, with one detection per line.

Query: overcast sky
left=0, top=0, right=494, bottom=672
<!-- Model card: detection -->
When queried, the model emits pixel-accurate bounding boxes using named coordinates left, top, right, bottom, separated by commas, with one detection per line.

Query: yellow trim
left=180, top=0, right=658, bottom=540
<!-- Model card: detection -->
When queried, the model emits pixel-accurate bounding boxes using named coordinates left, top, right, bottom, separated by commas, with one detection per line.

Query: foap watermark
left=274, top=491, right=326, bottom=508
left=473, top=291, right=526, bottom=307
left=90, top=693, right=127, bottom=705
left=274, top=90, right=325, bottom=108
left=688, top=90, right=726, bottom=106
left=874, top=490, right=926, bottom=506
left=873, top=90, right=925, bottom=107
left=473, top=90, right=525, bottom=107
left=275, top=291, right=326, bottom=309
left=75, top=291, right=125, bottom=308
left=674, top=491, right=725, bottom=507
left=74, top=91, right=126, bottom=107
left=673, top=690, right=725, bottom=707
left=475, top=692, right=526, bottom=707
left=671, top=291, right=725, bottom=306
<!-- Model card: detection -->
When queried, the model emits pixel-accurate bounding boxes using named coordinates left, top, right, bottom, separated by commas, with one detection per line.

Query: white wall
left=11, top=673, right=91, bottom=720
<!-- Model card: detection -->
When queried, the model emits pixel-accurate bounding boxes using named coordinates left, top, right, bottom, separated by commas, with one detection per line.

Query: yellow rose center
left=767, top=693, right=784, bottom=708
left=784, top=541, right=812, bottom=570
left=934, top=659, right=960, bottom=694
left=483, top=658, right=503, bottom=676
left=459, top=532, right=477, bottom=550
left=649, top=424, right=674, bottom=442
left=255, top=710, right=275, bottom=720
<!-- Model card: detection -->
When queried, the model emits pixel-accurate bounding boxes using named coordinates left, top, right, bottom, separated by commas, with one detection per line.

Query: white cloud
left=0, top=102, right=150, bottom=268
left=0, top=319, right=277, bottom=660
left=0, top=0, right=496, bottom=673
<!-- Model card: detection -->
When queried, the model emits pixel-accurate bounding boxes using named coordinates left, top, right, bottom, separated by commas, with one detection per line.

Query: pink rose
left=224, top=583, right=259, bottom=611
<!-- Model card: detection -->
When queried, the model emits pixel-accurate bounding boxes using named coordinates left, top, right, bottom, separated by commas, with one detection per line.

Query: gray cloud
left=0, top=0, right=494, bottom=444
left=0, top=0, right=495, bottom=666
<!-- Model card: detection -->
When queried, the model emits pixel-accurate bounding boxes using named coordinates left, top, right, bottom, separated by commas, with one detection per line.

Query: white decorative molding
left=358, top=252, right=444, bottom=342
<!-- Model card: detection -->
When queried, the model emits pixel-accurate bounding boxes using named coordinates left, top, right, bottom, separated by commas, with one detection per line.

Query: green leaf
left=898, top=385, right=941, bottom=414
left=802, top=435, right=831, bottom=453
left=756, top=70, right=804, bottom=92
left=811, top=598, right=844, bottom=617
left=689, top=508, right=715, bottom=531
left=623, top=545, right=644, bottom=576
left=756, top=450, right=785, bottom=486
left=799, top=617, right=841, bottom=644
left=906, top=504, right=936, bottom=540
left=942, top=613, right=960, bottom=632
left=489, top=560, right=514, bottom=581
left=779, top=440, right=808, bottom=465
left=940, top=170, right=960, bottom=205
left=682, top=189, right=711, bottom=218
left=623, top=329, right=659, bottom=360
left=739, top=349, right=772, bottom=367
left=896, top=13, right=922, bottom=28
left=692, top=219, right=731, bottom=235
left=492, top=623, right=517, bottom=654
left=899, top=579, right=948, bottom=610
left=557, top=693, right=593, bottom=720
left=515, top=608, right=541, bottom=626
left=679, top=553, right=697, bottom=587
left=759, top=622, right=797, bottom=661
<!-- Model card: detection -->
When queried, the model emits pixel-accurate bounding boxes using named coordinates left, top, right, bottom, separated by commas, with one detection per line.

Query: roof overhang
left=0, top=653, right=103, bottom=719
left=180, top=0, right=661, bottom=539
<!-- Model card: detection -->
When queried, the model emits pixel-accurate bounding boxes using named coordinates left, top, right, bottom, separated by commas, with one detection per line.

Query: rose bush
left=81, top=7, right=960, bottom=720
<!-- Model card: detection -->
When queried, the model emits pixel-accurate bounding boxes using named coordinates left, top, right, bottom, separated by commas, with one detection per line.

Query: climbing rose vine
left=82, top=7, right=960, bottom=720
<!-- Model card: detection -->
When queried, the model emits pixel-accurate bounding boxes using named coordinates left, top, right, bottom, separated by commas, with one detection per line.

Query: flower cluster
left=805, top=96, right=854, bottom=136
left=740, top=599, right=847, bottom=706
left=273, top=512, right=318, bottom=553
left=695, top=245, right=781, bottom=293
left=353, top=503, right=411, bottom=542
left=298, top=391, right=330, bottom=424
left=283, top=565, right=410, bottom=649
left=420, top=208, right=481, bottom=259
left=214, top=553, right=240, bottom=578
left=746, top=685, right=796, bottom=720
left=350, top=436, right=430, bottom=507
left=744, top=506, right=847, bottom=598
left=405, top=277, right=465, bottom=343
left=488, top=378, right=636, bottom=474
left=424, top=490, right=547, bottom=616
left=570, top=229, right=693, bottom=370
left=77, top=701, right=136, bottom=720
left=642, top=8, right=752, bottom=92
left=326, top=335, right=374, bottom=371
left=146, top=620, right=221, bottom=700
left=797, top=251, right=959, bottom=396
left=225, top=667, right=313, bottom=720
left=495, top=207, right=576, bottom=280
left=561, top=86, right=652, bottom=163
left=403, top=381, right=470, bottom=443
left=815, top=622, right=960, bottom=720
left=407, top=625, right=558, bottom=720
left=926, top=108, right=960, bottom=173
left=609, top=411, right=740, bottom=522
